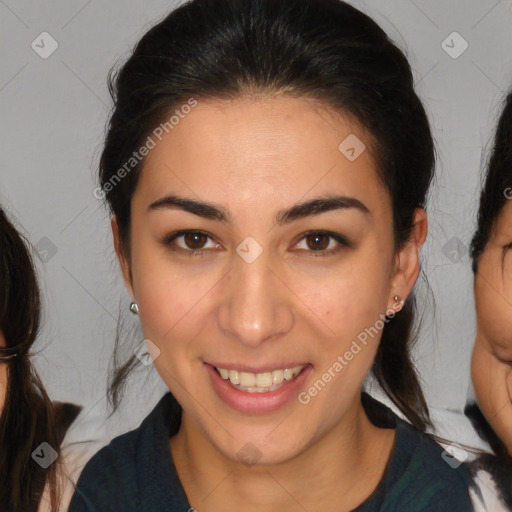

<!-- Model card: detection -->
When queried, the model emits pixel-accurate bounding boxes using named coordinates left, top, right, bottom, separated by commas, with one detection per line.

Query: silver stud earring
left=129, top=302, right=139, bottom=315
left=393, top=295, right=401, bottom=302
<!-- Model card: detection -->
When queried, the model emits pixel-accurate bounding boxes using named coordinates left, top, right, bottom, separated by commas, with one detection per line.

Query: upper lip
left=206, top=362, right=310, bottom=373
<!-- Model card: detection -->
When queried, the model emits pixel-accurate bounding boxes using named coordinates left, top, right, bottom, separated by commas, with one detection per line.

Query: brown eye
left=294, top=231, right=350, bottom=257
left=162, top=230, right=220, bottom=255
left=183, top=232, right=208, bottom=250
left=305, top=233, right=330, bottom=251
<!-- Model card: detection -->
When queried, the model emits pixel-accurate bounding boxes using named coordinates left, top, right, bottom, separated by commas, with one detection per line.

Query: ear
left=388, top=208, right=427, bottom=306
left=111, top=216, right=135, bottom=299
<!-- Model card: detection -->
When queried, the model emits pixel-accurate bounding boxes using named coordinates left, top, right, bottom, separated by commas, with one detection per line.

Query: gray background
left=1, top=0, right=511, bottom=438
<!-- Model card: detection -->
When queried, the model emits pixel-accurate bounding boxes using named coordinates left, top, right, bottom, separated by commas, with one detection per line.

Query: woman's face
left=475, top=198, right=512, bottom=361
left=473, top=197, right=512, bottom=448
left=114, top=96, right=422, bottom=464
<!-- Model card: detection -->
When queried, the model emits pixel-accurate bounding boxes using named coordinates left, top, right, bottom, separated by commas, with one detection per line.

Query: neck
left=170, top=397, right=395, bottom=512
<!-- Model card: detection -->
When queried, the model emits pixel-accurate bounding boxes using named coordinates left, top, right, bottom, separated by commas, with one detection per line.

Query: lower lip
left=206, top=363, right=312, bottom=414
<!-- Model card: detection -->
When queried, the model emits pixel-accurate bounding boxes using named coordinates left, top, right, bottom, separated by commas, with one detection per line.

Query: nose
left=217, top=248, right=294, bottom=348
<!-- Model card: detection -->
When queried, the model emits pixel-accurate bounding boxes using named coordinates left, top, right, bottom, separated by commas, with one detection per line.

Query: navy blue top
left=68, top=392, right=474, bottom=511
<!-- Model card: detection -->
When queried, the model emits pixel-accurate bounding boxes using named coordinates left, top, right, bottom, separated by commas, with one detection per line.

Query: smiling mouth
left=214, top=365, right=307, bottom=393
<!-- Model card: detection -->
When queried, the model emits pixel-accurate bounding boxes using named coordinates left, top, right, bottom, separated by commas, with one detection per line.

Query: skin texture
left=472, top=198, right=512, bottom=455
left=112, top=96, right=427, bottom=511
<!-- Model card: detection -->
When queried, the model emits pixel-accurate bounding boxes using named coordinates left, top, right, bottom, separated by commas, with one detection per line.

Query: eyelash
left=161, top=230, right=350, bottom=258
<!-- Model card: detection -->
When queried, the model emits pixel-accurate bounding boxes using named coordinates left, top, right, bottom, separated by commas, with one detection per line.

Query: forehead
left=134, top=96, right=388, bottom=215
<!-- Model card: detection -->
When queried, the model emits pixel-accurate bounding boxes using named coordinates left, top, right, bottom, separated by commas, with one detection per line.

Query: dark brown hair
left=101, top=0, right=434, bottom=431
left=470, top=90, right=512, bottom=272
left=0, top=207, right=80, bottom=512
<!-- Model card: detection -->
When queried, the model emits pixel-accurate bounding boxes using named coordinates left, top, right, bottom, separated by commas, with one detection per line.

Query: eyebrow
left=148, top=194, right=370, bottom=225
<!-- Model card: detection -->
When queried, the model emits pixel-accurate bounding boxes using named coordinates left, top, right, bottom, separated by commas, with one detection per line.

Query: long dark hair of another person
left=0, top=207, right=80, bottom=512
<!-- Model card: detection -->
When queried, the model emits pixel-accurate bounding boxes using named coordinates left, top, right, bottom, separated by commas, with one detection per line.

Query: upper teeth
left=216, top=365, right=305, bottom=391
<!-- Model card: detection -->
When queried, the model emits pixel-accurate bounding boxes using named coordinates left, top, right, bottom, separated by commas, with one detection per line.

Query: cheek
left=130, top=244, right=212, bottom=348
left=299, top=256, right=392, bottom=354
left=475, top=267, right=512, bottom=354
left=333, top=257, right=390, bottom=314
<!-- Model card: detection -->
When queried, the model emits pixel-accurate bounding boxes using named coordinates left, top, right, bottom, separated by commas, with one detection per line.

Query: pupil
left=309, top=234, right=327, bottom=250
left=186, top=233, right=205, bottom=249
